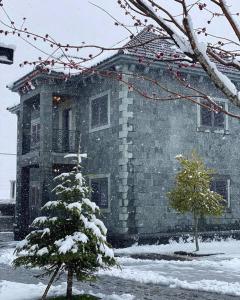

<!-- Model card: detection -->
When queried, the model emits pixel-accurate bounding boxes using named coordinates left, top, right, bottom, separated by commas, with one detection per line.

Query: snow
left=80, top=215, right=106, bottom=241
left=0, top=248, right=16, bottom=265
left=100, top=265, right=240, bottom=297
left=0, top=280, right=134, bottom=300
left=115, top=237, right=240, bottom=256
left=64, top=153, right=87, bottom=163
left=67, top=201, right=82, bottom=212
left=32, top=216, right=48, bottom=225
left=92, top=216, right=107, bottom=235
left=64, top=154, right=78, bottom=158
left=41, top=228, right=50, bottom=237
left=172, top=33, right=194, bottom=55
left=42, top=200, right=58, bottom=209
left=99, top=243, right=114, bottom=259
left=108, top=238, right=240, bottom=297
left=55, top=232, right=88, bottom=254
left=83, top=197, right=98, bottom=212
left=140, top=0, right=194, bottom=56
left=54, top=172, right=70, bottom=180
left=3, top=239, right=240, bottom=296
left=37, top=247, right=49, bottom=256
left=186, top=15, right=239, bottom=100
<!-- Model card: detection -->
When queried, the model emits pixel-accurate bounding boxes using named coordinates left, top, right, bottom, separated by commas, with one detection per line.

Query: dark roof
left=123, top=28, right=177, bottom=60
left=121, top=27, right=238, bottom=75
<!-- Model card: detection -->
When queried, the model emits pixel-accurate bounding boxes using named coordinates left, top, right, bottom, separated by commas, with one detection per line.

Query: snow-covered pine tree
left=167, top=152, right=224, bottom=252
left=13, top=153, right=116, bottom=300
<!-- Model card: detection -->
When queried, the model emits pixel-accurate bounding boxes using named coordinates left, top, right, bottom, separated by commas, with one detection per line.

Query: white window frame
left=89, top=90, right=110, bottom=133
left=88, top=173, right=111, bottom=212
left=197, top=98, right=229, bottom=133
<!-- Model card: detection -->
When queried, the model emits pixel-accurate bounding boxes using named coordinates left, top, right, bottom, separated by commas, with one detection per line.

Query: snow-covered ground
left=0, top=280, right=134, bottom=300
left=107, top=239, right=240, bottom=297
left=1, top=238, right=240, bottom=298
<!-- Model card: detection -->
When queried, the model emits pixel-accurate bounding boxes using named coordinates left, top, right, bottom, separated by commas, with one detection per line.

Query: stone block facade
left=8, top=52, right=240, bottom=243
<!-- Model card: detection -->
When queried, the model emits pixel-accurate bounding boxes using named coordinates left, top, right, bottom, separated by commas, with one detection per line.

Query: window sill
left=100, top=207, right=111, bottom=213
left=89, top=124, right=110, bottom=133
left=197, top=126, right=229, bottom=135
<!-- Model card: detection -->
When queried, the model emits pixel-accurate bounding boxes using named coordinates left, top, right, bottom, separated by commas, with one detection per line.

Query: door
left=62, top=108, right=72, bottom=152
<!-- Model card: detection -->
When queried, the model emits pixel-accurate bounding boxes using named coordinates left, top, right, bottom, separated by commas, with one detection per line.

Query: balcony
left=52, top=129, right=80, bottom=153
left=22, top=129, right=79, bottom=155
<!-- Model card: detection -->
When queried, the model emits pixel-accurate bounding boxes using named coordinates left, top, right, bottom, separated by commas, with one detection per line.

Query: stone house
left=8, top=29, right=240, bottom=243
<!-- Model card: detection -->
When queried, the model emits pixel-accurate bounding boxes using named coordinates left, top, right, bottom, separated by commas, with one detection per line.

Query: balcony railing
left=52, top=129, right=80, bottom=153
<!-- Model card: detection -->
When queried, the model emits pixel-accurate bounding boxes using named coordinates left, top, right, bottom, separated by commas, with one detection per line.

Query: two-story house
left=8, top=29, right=240, bottom=244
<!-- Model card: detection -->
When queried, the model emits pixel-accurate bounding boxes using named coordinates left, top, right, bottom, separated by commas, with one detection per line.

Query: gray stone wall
left=75, top=76, right=122, bottom=234
left=131, top=67, right=240, bottom=235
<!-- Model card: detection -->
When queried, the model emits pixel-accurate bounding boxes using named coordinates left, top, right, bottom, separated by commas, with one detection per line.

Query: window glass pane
left=213, top=111, right=224, bottom=128
left=36, top=124, right=40, bottom=142
left=99, top=95, right=108, bottom=125
left=201, top=106, right=212, bottom=126
left=91, top=94, right=108, bottom=128
left=91, top=177, right=108, bottom=208
left=99, top=178, right=108, bottom=208
left=211, top=179, right=228, bottom=206
left=30, top=184, right=40, bottom=207
left=31, top=125, right=36, bottom=144
left=91, top=180, right=100, bottom=206
left=91, top=100, right=99, bottom=127
left=215, top=180, right=227, bottom=199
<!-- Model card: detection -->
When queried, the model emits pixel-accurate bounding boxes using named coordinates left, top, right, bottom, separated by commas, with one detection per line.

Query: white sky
left=0, top=0, right=239, bottom=198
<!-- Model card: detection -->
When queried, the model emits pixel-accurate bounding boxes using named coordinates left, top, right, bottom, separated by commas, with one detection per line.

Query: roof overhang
left=7, top=51, right=240, bottom=96
left=7, top=103, right=20, bottom=114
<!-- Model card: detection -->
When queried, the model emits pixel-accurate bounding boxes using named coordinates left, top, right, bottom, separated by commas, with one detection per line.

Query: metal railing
left=52, top=129, right=80, bottom=153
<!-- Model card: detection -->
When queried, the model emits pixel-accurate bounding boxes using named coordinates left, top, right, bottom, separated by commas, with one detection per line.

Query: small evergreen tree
left=13, top=153, right=116, bottom=300
left=167, top=152, right=224, bottom=251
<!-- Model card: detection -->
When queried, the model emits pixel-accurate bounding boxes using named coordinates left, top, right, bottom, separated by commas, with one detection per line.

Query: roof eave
left=7, top=103, right=21, bottom=114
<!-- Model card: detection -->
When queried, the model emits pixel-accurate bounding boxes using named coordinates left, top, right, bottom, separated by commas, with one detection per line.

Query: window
left=31, top=119, right=40, bottom=146
left=30, top=183, right=40, bottom=207
left=211, top=178, right=230, bottom=208
left=90, top=176, right=109, bottom=209
left=199, top=100, right=228, bottom=130
left=90, top=92, right=110, bottom=131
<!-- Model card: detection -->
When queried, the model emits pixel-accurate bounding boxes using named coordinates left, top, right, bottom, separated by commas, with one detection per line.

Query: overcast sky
left=0, top=1, right=239, bottom=198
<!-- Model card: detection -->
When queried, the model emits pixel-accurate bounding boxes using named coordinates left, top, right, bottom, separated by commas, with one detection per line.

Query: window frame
left=89, top=90, right=110, bottom=133
left=197, top=98, right=229, bottom=133
left=89, top=174, right=111, bottom=212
